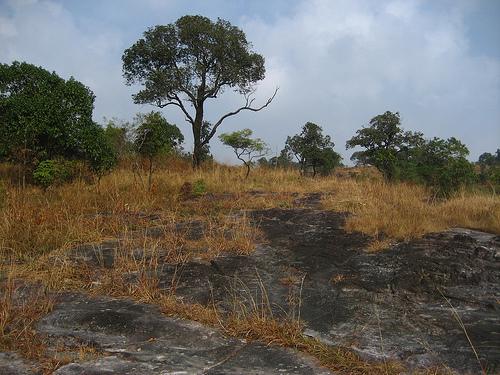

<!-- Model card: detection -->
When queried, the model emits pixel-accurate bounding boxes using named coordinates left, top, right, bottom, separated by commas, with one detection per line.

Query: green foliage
left=284, top=122, right=342, bottom=176
left=192, top=179, right=207, bottom=196
left=269, top=149, right=297, bottom=169
left=81, top=122, right=117, bottom=177
left=122, top=15, right=270, bottom=167
left=347, top=111, right=475, bottom=196
left=0, top=61, right=117, bottom=179
left=219, top=129, right=267, bottom=178
left=346, top=111, right=424, bottom=180
left=1, top=61, right=92, bottom=161
left=133, top=111, right=183, bottom=190
left=134, top=112, right=184, bottom=159
left=477, top=148, right=500, bottom=191
left=103, top=119, right=133, bottom=161
left=32, top=160, right=80, bottom=189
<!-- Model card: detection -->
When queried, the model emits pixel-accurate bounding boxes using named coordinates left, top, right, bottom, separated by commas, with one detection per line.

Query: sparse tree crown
left=219, top=128, right=267, bottom=178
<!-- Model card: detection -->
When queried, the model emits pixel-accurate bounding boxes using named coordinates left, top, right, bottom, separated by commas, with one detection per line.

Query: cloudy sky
left=1, top=0, right=499, bottom=163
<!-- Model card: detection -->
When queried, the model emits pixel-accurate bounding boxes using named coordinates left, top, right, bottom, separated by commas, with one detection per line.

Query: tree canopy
left=0, top=61, right=115, bottom=176
left=134, top=111, right=184, bottom=189
left=477, top=149, right=500, bottom=191
left=122, top=15, right=276, bottom=167
left=346, top=111, right=424, bottom=180
left=284, top=122, right=342, bottom=176
left=347, top=111, right=475, bottom=195
left=219, top=128, right=267, bottom=178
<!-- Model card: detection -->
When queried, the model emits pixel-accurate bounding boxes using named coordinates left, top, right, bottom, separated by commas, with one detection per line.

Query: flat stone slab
left=59, top=196, right=500, bottom=374
left=152, top=208, right=499, bottom=374
left=0, top=352, right=37, bottom=375
left=38, top=294, right=331, bottom=375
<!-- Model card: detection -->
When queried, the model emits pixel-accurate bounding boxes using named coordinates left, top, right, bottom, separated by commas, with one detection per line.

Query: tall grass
left=1, top=163, right=499, bottom=262
left=322, top=178, right=500, bottom=240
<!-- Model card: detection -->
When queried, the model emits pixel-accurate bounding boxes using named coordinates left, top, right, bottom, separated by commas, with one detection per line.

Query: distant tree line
left=1, top=14, right=497, bottom=197
left=345, top=111, right=478, bottom=196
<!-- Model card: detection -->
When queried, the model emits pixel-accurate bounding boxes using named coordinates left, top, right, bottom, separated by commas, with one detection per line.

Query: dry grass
left=322, top=177, right=500, bottom=241
left=0, top=277, right=53, bottom=359
left=1, top=161, right=498, bottom=374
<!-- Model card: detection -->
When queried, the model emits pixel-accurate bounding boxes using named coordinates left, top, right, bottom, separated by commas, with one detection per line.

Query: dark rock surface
left=153, top=205, right=499, bottom=373
left=0, top=353, right=37, bottom=375
left=38, top=294, right=331, bottom=375
left=5, top=193, right=498, bottom=374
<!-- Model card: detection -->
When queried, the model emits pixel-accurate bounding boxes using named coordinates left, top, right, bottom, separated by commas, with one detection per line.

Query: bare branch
left=157, top=95, right=195, bottom=124
left=202, top=87, right=278, bottom=146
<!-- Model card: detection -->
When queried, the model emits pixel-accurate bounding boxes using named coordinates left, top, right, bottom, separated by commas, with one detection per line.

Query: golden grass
left=1, top=161, right=498, bottom=374
left=322, top=178, right=500, bottom=241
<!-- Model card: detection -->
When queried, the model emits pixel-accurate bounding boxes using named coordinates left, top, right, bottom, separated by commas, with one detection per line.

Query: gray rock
left=48, top=196, right=500, bottom=374
left=38, top=294, right=331, bottom=375
left=0, top=352, right=38, bottom=375
left=151, top=206, right=499, bottom=374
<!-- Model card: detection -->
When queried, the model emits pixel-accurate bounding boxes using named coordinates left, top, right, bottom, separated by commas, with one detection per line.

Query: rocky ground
left=1, top=193, right=499, bottom=374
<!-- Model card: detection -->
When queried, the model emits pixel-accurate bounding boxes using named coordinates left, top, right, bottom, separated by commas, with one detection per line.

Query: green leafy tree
left=81, top=122, right=117, bottom=180
left=284, top=122, right=341, bottom=176
left=477, top=149, right=500, bottom=192
left=219, top=129, right=267, bottom=178
left=347, top=111, right=476, bottom=195
left=258, top=149, right=297, bottom=169
left=413, top=137, right=475, bottom=196
left=122, top=15, right=277, bottom=168
left=346, top=111, right=424, bottom=180
left=134, top=112, right=184, bottom=189
left=0, top=61, right=116, bottom=183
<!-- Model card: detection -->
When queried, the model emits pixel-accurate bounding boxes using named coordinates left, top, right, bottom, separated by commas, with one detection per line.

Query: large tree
left=122, top=15, right=277, bottom=168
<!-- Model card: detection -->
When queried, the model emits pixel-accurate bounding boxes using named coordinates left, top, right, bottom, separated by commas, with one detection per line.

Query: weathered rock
left=38, top=294, right=331, bottom=375
left=0, top=352, right=38, bottom=375
left=60, top=194, right=500, bottom=373
left=151, top=206, right=499, bottom=373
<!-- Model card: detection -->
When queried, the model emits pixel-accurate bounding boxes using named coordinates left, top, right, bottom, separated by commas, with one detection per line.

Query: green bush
left=33, top=160, right=79, bottom=188
left=192, top=179, right=207, bottom=196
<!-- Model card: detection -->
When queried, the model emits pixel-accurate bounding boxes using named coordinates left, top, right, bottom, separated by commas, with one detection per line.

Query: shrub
left=192, top=179, right=207, bottom=196
left=32, top=160, right=79, bottom=189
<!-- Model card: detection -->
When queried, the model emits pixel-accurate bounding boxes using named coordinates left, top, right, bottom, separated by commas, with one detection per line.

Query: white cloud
left=241, top=0, right=500, bottom=160
left=0, top=0, right=498, bottom=162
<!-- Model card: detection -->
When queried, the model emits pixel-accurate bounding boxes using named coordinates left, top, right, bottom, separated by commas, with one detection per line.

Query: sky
left=1, top=0, right=499, bottom=164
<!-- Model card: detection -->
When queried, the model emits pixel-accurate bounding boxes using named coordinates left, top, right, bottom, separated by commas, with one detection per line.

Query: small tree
left=219, top=129, right=267, bottom=178
left=477, top=149, right=500, bottom=193
left=284, top=122, right=341, bottom=176
left=134, top=112, right=184, bottom=190
left=103, top=118, right=134, bottom=162
left=122, top=15, right=277, bottom=168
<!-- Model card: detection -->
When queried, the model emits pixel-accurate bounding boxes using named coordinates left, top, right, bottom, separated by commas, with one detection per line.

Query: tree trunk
left=244, top=162, right=251, bottom=179
left=192, top=104, right=204, bottom=169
